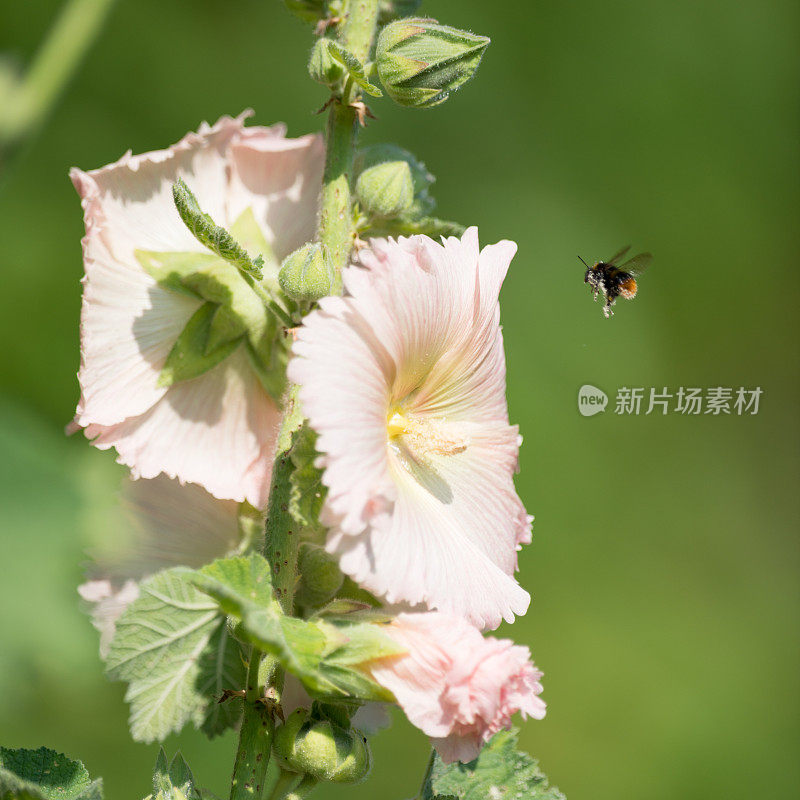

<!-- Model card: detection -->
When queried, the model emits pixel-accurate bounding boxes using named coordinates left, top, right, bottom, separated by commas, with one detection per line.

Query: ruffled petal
left=71, top=112, right=253, bottom=426
left=83, top=348, right=281, bottom=506
left=227, top=130, right=325, bottom=262
left=290, top=228, right=530, bottom=628
left=368, top=612, right=545, bottom=763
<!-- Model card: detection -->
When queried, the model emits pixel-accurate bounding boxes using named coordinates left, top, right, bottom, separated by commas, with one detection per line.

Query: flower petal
left=83, top=348, right=281, bottom=507
left=227, top=130, right=325, bottom=262
left=290, top=229, right=530, bottom=628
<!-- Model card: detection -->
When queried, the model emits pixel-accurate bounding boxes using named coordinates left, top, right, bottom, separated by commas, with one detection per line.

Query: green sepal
left=309, top=38, right=346, bottom=88
left=151, top=749, right=201, bottom=800
left=172, top=179, right=264, bottom=280
left=188, top=555, right=405, bottom=703
left=228, top=207, right=280, bottom=296
left=0, top=747, right=104, bottom=799
left=422, top=728, right=566, bottom=800
left=158, top=302, right=242, bottom=388
left=363, top=215, right=466, bottom=240
left=135, top=250, right=220, bottom=298
left=105, top=569, right=247, bottom=743
left=326, top=41, right=383, bottom=97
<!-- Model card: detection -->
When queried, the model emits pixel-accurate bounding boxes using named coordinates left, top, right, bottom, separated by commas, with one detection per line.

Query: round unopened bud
left=308, top=39, right=345, bottom=88
left=274, top=710, right=371, bottom=784
left=279, top=243, right=335, bottom=302
left=296, top=543, right=344, bottom=610
left=356, top=144, right=434, bottom=197
left=355, top=161, right=414, bottom=219
left=376, top=18, right=490, bottom=109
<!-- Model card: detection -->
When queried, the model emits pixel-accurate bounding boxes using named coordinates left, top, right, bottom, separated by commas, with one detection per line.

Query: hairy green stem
left=264, top=383, right=305, bottom=613
left=229, top=3, right=379, bottom=798
left=319, top=0, right=380, bottom=285
left=266, top=769, right=299, bottom=800
left=0, top=0, right=116, bottom=149
left=229, top=700, right=274, bottom=800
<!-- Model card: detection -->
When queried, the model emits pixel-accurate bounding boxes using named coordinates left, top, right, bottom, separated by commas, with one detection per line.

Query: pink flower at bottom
left=367, top=612, right=546, bottom=763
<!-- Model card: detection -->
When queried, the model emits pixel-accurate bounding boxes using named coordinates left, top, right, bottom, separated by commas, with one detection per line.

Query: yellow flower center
left=387, top=409, right=468, bottom=458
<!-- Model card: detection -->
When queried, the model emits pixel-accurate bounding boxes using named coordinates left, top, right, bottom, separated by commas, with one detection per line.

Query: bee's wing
left=619, top=252, right=652, bottom=275
left=606, top=245, right=631, bottom=265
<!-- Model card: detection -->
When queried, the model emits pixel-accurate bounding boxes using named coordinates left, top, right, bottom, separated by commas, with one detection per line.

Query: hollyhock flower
left=70, top=112, right=324, bottom=505
left=79, top=475, right=249, bottom=655
left=367, top=612, right=545, bottom=763
left=289, top=228, right=531, bottom=629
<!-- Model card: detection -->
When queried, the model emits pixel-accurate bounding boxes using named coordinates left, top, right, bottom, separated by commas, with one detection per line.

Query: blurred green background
left=1, top=0, right=798, bottom=798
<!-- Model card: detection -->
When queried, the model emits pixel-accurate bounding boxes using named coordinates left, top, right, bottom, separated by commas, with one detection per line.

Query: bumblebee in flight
left=580, top=246, right=652, bottom=318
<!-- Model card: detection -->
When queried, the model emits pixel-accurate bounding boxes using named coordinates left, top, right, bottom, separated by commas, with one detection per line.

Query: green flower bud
left=376, top=18, right=490, bottom=109
left=274, top=710, right=371, bottom=784
left=308, top=38, right=345, bottom=88
left=279, top=243, right=335, bottom=302
left=284, top=0, right=326, bottom=23
left=377, top=0, right=422, bottom=25
left=296, top=543, right=344, bottom=609
left=355, top=143, right=434, bottom=197
left=355, top=161, right=414, bottom=219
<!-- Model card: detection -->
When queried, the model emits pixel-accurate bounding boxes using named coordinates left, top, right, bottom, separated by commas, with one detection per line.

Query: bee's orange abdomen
left=619, top=277, right=637, bottom=299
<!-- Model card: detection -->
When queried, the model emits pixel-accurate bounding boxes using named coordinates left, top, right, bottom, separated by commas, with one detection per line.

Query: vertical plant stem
left=0, top=0, right=117, bottom=148
left=229, top=3, right=380, bottom=798
left=319, top=0, right=380, bottom=285
left=264, top=383, right=305, bottom=614
left=229, top=701, right=274, bottom=800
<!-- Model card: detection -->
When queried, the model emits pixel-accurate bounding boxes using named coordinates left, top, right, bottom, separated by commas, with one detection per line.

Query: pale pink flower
left=79, top=475, right=247, bottom=655
left=70, top=112, right=324, bottom=505
left=367, top=612, right=545, bottom=763
left=289, top=228, right=532, bottom=629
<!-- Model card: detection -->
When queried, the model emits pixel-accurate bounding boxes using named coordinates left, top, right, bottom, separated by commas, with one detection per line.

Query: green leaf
left=158, top=302, right=242, bottom=388
left=189, top=555, right=403, bottom=703
left=105, top=569, right=245, bottom=743
left=326, top=41, right=383, bottom=97
left=0, top=747, right=103, bottom=800
left=422, top=729, right=566, bottom=800
left=151, top=749, right=201, bottom=800
left=172, top=179, right=264, bottom=280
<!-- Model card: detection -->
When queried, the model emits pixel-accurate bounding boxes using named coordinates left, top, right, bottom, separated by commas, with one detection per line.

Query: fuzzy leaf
left=0, top=747, right=103, bottom=799
left=172, top=179, right=264, bottom=280
left=189, top=556, right=402, bottom=703
left=422, top=729, right=566, bottom=800
left=105, top=569, right=244, bottom=743
left=326, top=41, right=383, bottom=97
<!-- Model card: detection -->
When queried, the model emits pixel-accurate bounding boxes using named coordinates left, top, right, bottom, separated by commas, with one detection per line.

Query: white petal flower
left=71, top=112, right=324, bottom=505
left=289, top=228, right=532, bottom=629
